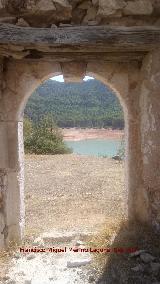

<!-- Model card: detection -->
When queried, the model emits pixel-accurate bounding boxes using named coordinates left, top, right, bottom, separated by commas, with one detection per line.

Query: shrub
left=23, top=116, right=72, bottom=155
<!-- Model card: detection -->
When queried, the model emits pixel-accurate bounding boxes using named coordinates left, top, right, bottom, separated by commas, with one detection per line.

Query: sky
left=50, top=75, right=94, bottom=82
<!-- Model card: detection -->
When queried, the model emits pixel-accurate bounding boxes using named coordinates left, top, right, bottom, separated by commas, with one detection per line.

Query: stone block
left=16, top=18, right=30, bottom=27
left=124, top=0, right=153, bottom=15
left=83, top=6, right=97, bottom=23
left=61, top=62, right=87, bottom=82
left=98, top=0, right=126, bottom=17
left=35, top=0, right=56, bottom=11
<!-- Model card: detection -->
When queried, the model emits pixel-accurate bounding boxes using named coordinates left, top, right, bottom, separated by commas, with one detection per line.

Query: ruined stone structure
left=0, top=0, right=160, bottom=248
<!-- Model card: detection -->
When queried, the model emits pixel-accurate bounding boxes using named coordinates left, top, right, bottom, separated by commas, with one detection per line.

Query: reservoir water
left=65, top=139, right=121, bottom=157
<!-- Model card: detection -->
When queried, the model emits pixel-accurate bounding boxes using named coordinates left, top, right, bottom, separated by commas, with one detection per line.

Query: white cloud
left=50, top=75, right=94, bottom=82
left=83, top=76, right=94, bottom=81
left=50, top=75, right=64, bottom=82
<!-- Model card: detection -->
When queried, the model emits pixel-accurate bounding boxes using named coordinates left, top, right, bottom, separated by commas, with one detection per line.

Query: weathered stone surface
left=35, top=0, right=67, bottom=13
left=78, top=0, right=92, bottom=9
left=131, top=264, right=144, bottom=272
left=140, top=49, right=160, bottom=229
left=59, top=23, right=72, bottom=27
left=61, top=61, right=86, bottom=82
left=140, top=252, right=155, bottom=263
left=16, top=18, right=30, bottom=27
left=88, top=275, right=95, bottom=283
left=155, top=19, right=160, bottom=26
left=0, top=171, right=5, bottom=210
left=152, top=0, right=160, bottom=14
left=53, top=0, right=71, bottom=9
left=83, top=6, right=97, bottom=23
left=130, top=249, right=146, bottom=257
left=2, top=0, right=72, bottom=27
left=35, top=0, right=56, bottom=11
left=98, top=0, right=126, bottom=17
left=0, top=17, right=17, bottom=24
left=0, top=0, right=3, bottom=9
left=51, top=24, right=57, bottom=28
left=150, top=262, right=160, bottom=274
left=0, top=24, right=160, bottom=58
left=87, top=20, right=99, bottom=25
left=0, top=212, right=4, bottom=231
left=67, top=258, right=91, bottom=267
left=124, top=0, right=153, bottom=15
left=0, top=25, right=160, bottom=55
left=4, top=0, right=28, bottom=12
left=0, top=0, right=157, bottom=27
left=26, top=0, right=35, bottom=10
left=0, top=192, right=2, bottom=209
left=68, top=0, right=82, bottom=8
left=72, top=8, right=86, bottom=24
left=92, top=0, right=98, bottom=7
left=0, top=212, right=5, bottom=247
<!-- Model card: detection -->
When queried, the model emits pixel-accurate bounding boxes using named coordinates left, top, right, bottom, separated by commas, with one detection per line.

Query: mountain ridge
left=24, top=79, right=124, bottom=129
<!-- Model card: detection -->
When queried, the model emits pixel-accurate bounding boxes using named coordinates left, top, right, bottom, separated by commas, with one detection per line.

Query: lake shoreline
left=62, top=128, right=124, bottom=141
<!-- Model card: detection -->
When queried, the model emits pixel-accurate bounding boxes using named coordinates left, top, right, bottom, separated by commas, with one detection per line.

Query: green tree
left=25, top=79, right=124, bottom=129
left=23, top=116, right=32, bottom=139
left=23, top=116, right=72, bottom=155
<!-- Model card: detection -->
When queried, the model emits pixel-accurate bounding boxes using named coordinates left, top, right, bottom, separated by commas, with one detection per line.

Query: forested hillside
left=24, top=79, right=124, bottom=129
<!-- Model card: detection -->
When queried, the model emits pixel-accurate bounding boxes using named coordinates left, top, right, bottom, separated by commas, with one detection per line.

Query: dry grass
left=24, top=154, right=126, bottom=239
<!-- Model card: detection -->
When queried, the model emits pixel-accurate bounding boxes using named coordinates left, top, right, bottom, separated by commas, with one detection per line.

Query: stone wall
left=140, top=49, right=160, bottom=231
left=0, top=0, right=159, bottom=27
left=0, top=58, right=6, bottom=247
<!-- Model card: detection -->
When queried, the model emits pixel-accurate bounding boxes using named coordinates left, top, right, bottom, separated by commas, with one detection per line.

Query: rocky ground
left=0, top=154, right=160, bottom=283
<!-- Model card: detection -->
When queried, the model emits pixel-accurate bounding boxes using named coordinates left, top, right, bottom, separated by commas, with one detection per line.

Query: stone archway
left=0, top=48, right=160, bottom=248
left=0, top=59, right=132, bottom=247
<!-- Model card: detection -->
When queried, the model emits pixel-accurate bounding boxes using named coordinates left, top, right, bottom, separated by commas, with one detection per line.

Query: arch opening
left=22, top=72, right=126, bottom=243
